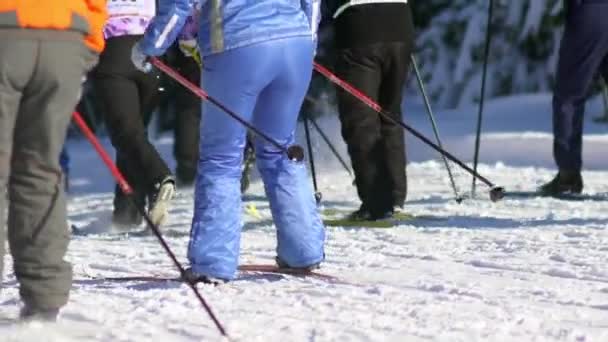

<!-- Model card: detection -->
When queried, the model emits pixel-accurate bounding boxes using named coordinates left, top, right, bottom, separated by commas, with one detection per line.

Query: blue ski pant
left=553, top=1, right=608, bottom=172
left=188, top=37, right=326, bottom=280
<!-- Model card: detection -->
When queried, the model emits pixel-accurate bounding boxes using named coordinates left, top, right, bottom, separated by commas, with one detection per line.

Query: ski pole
left=304, top=96, right=353, bottom=178
left=313, top=62, right=505, bottom=202
left=149, top=57, right=304, bottom=163
left=303, top=112, right=322, bottom=203
left=71, top=111, right=229, bottom=338
left=602, top=77, right=608, bottom=118
left=410, top=54, right=463, bottom=203
left=471, top=0, right=495, bottom=197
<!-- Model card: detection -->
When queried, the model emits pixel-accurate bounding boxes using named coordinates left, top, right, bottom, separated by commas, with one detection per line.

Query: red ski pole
left=71, top=111, right=229, bottom=338
left=312, top=62, right=505, bottom=202
left=148, top=57, right=304, bottom=162
left=71, top=112, right=132, bottom=195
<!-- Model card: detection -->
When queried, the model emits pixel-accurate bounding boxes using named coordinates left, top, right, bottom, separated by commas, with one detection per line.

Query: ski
left=83, top=264, right=342, bottom=284
left=89, top=275, right=182, bottom=282
left=504, top=191, right=608, bottom=202
left=323, top=218, right=395, bottom=228
left=238, top=264, right=339, bottom=282
left=321, top=208, right=443, bottom=228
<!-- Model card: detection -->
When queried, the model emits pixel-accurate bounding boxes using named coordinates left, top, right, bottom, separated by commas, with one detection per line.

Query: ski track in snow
left=2, top=164, right=607, bottom=342
left=2, top=94, right=608, bottom=341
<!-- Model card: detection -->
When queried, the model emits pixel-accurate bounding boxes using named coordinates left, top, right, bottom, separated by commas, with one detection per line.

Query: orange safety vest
left=0, top=0, right=108, bottom=53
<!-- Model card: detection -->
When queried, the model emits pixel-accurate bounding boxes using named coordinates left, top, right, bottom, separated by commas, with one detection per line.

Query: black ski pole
left=150, top=57, right=305, bottom=163
left=313, top=62, right=505, bottom=202
left=72, top=112, right=229, bottom=338
left=309, top=115, right=353, bottom=178
left=303, top=112, right=322, bottom=203
left=471, top=0, right=495, bottom=197
left=410, top=54, right=463, bottom=203
left=304, top=96, right=353, bottom=178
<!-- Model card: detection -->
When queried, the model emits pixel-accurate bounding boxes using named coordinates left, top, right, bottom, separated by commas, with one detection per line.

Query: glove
left=131, top=41, right=152, bottom=73
left=178, top=38, right=202, bottom=66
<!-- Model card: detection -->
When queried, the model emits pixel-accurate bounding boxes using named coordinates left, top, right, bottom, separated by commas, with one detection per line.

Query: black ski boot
left=347, top=204, right=373, bottom=221
left=347, top=203, right=394, bottom=221
left=112, top=186, right=144, bottom=228
left=538, top=170, right=583, bottom=196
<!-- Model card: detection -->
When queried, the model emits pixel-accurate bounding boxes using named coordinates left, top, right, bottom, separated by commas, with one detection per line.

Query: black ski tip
left=489, top=186, right=505, bottom=202
left=287, top=145, right=305, bottom=162
left=455, top=196, right=464, bottom=204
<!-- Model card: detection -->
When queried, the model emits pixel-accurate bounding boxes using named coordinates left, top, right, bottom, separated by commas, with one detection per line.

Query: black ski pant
left=553, top=0, right=608, bottom=172
left=169, top=44, right=201, bottom=183
left=92, top=35, right=171, bottom=208
left=335, top=42, right=412, bottom=215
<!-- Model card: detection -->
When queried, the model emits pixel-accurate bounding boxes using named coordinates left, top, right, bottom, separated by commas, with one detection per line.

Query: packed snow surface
left=1, top=94, right=608, bottom=341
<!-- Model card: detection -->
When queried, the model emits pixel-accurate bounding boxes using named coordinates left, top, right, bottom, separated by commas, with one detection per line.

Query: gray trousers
left=0, top=29, right=93, bottom=310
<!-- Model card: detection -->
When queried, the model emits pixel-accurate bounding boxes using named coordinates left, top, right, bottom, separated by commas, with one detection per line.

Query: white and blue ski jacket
left=140, top=0, right=321, bottom=57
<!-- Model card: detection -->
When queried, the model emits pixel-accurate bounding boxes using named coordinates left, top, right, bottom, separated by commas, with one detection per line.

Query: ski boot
left=112, top=186, right=144, bottom=229
left=148, top=175, right=176, bottom=226
left=20, top=306, right=59, bottom=322
left=183, top=268, right=228, bottom=286
left=347, top=203, right=395, bottom=221
left=538, top=171, right=583, bottom=196
left=275, top=257, right=321, bottom=272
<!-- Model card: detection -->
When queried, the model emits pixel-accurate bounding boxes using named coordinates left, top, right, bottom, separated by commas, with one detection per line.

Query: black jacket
left=330, top=2, right=414, bottom=48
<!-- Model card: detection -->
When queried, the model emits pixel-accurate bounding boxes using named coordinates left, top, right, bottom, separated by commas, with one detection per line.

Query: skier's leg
left=94, top=72, right=152, bottom=210
left=95, top=36, right=171, bottom=203
left=111, top=75, right=149, bottom=221
left=0, top=38, right=23, bottom=284
left=188, top=45, right=269, bottom=280
left=552, top=5, right=608, bottom=173
left=252, top=37, right=325, bottom=269
left=9, top=36, right=88, bottom=313
left=334, top=46, right=384, bottom=216
left=377, top=40, right=414, bottom=210
left=134, top=55, right=173, bottom=194
left=171, top=49, right=201, bottom=186
left=112, top=151, right=145, bottom=226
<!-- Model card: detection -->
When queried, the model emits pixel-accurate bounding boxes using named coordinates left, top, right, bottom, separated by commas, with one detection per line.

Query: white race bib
left=107, top=0, right=156, bottom=19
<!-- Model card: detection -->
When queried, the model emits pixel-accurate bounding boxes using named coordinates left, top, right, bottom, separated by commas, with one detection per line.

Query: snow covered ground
left=2, top=93, right=608, bottom=341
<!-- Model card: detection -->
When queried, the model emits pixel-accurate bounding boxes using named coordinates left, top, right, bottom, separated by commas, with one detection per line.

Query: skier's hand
left=178, top=38, right=202, bottom=66
left=131, top=41, right=152, bottom=73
